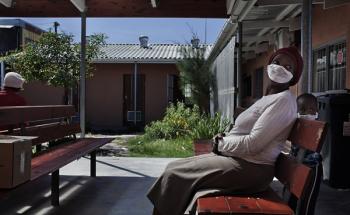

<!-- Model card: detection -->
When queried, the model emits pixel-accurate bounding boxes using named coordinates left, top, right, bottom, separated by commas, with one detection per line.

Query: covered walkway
left=0, top=156, right=349, bottom=215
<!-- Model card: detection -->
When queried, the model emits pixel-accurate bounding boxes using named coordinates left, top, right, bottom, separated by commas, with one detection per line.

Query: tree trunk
left=63, top=87, right=72, bottom=105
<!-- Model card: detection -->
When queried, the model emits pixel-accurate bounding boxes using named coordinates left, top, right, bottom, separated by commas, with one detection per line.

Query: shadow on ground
left=0, top=175, right=156, bottom=215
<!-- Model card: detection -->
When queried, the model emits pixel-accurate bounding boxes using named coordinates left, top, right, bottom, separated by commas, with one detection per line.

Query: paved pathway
left=0, top=157, right=177, bottom=215
left=1, top=156, right=350, bottom=215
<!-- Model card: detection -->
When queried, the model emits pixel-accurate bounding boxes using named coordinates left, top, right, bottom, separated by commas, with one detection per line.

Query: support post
left=236, top=22, right=243, bottom=107
left=90, top=150, right=96, bottom=177
left=51, top=170, right=60, bottom=206
left=301, top=0, right=312, bottom=93
left=134, top=63, right=138, bottom=125
left=0, top=61, right=4, bottom=86
left=54, top=21, right=60, bottom=34
left=80, top=11, right=87, bottom=137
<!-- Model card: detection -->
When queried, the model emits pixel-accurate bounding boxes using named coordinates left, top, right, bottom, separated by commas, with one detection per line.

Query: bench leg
left=51, top=170, right=60, bottom=206
left=90, top=151, right=96, bottom=177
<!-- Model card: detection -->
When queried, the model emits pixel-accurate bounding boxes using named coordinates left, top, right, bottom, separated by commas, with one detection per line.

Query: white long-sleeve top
left=218, top=90, right=297, bottom=165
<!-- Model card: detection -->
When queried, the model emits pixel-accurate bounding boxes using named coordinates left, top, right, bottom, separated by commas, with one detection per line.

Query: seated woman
left=147, top=47, right=303, bottom=215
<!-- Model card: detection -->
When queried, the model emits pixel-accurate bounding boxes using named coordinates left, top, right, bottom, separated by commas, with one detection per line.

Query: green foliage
left=127, top=136, right=193, bottom=157
left=144, top=102, right=201, bottom=140
left=130, top=102, right=230, bottom=157
left=2, top=32, right=106, bottom=88
left=176, top=45, right=216, bottom=113
left=190, top=113, right=230, bottom=140
left=144, top=102, right=230, bottom=141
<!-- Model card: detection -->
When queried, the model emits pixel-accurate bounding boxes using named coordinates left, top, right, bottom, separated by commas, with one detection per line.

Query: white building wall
left=211, top=36, right=236, bottom=122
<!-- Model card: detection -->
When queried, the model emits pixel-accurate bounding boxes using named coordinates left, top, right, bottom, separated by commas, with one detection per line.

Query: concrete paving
left=0, top=157, right=177, bottom=215
left=0, top=156, right=350, bottom=215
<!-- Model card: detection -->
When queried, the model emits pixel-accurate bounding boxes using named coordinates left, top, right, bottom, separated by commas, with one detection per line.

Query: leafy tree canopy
left=2, top=32, right=106, bottom=88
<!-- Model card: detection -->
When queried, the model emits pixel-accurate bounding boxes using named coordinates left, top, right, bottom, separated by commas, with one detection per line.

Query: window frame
left=312, top=39, right=346, bottom=93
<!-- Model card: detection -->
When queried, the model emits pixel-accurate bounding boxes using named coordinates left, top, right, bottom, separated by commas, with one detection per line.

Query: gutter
left=208, top=0, right=257, bottom=63
left=207, top=17, right=238, bottom=63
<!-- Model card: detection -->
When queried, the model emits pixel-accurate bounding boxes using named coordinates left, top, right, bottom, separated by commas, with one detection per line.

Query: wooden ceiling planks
left=0, top=0, right=228, bottom=18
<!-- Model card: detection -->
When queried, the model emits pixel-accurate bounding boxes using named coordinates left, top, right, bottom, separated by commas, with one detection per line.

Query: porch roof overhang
left=0, top=0, right=228, bottom=18
left=208, top=0, right=333, bottom=62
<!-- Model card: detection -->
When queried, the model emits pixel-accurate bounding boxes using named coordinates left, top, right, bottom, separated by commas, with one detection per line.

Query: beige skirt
left=147, top=153, right=274, bottom=215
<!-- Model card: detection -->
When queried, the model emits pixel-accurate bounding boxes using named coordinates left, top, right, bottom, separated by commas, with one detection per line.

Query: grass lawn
left=123, top=136, right=194, bottom=158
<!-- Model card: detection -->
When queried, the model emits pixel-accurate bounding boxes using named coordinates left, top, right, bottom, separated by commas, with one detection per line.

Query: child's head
left=297, top=93, right=318, bottom=119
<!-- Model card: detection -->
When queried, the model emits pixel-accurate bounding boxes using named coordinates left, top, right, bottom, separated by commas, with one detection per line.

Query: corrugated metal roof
left=94, top=44, right=212, bottom=64
left=0, top=19, right=45, bottom=33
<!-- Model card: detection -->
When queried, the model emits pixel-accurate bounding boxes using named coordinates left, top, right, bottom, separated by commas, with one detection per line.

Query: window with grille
left=329, top=43, right=346, bottom=90
left=313, top=41, right=346, bottom=92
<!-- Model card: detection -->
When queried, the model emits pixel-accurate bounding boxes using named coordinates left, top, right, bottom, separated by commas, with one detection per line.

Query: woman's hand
left=212, top=133, right=225, bottom=155
left=213, top=133, right=225, bottom=142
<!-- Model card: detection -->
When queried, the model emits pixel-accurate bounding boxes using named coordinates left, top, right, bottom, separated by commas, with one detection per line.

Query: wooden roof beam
left=256, top=0, right=324, bottom=7
left=243, top=20, right=289, bottom=30
left=0, top=0, right=13, bottom=7
left=0, top=0, right=227, bottom=18
left=242, top=42, right=269, bottom=53
left=324, top=0, right=350, bottom=9
left=151, top=0, right=160, bottom=8
left=70, top=0, right=86, bottom=13
left=242, top=35, right=274, bottom=43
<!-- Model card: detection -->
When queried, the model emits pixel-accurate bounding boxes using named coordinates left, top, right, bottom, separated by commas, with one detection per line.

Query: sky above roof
left=18, top=18, right=226, bottom=45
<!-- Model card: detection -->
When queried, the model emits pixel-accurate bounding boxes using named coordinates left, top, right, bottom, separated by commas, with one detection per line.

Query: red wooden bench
left=0, top=105, right=114, bottom=206
left=196, top=118, right=328, bottom=215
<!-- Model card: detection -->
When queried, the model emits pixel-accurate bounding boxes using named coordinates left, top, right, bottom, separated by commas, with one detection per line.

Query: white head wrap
left=267, top=64, right=293, bottom=84
left=3, top=72, right=25, bottom=89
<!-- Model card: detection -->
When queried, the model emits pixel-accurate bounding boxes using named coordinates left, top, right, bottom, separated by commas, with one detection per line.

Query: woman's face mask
left=297, top=112, right=319, bottom=120
left=267, top=64, right=293, bottom=84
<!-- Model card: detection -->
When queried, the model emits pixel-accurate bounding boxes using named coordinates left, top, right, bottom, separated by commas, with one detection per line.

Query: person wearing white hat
left=0, top=72, right=26, bottom=106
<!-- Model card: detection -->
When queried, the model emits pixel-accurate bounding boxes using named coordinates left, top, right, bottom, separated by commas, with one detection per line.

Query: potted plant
left=191, top=113, right=230, bottom=155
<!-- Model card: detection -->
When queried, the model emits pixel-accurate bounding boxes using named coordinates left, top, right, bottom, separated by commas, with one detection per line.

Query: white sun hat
left=267, top=64, right=293, bottom=84
left=3, top=72, right=25, bottom=89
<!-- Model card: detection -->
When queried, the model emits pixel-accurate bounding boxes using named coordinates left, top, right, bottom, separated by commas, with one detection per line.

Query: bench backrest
left=276, top=118, right=327, bottom=214
left=288, top=118, right=327, bottom=153
left=0, top=105, right=80, bottom=146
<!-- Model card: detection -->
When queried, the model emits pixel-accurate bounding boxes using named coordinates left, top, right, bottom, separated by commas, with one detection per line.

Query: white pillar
left=301, top=0, right=313, bottom=93
left=236, top=22, right=243, bottom=107
left=80, top=11, right=87, bottom=137
left=1, top=61, right=5, bottom=88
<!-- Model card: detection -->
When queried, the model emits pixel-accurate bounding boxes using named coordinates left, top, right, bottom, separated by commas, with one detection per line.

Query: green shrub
left=190, top=113, right=230, bottom=140
left=144, top=102, right=230, bottom=141
left=144, top=102, right=201, bottom=139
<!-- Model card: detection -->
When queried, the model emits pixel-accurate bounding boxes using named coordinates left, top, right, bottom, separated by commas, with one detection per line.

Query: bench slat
left=197, top=191, right=294, bottom=215
left=0, top=105, right=75, bottom=127
left=31, top=138, right=113, bottom=180
left=288, top=118, right=327, bottom=152
left=197, top=196, right=230, bottom=214
left=8, top=123, right=81, bottom=146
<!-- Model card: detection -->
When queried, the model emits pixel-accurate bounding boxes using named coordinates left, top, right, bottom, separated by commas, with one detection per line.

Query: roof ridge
left=103, top=43, right=185, bottom=45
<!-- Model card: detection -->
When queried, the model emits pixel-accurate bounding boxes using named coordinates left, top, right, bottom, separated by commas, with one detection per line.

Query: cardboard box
left=0, top=135, right=32, bottom=189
